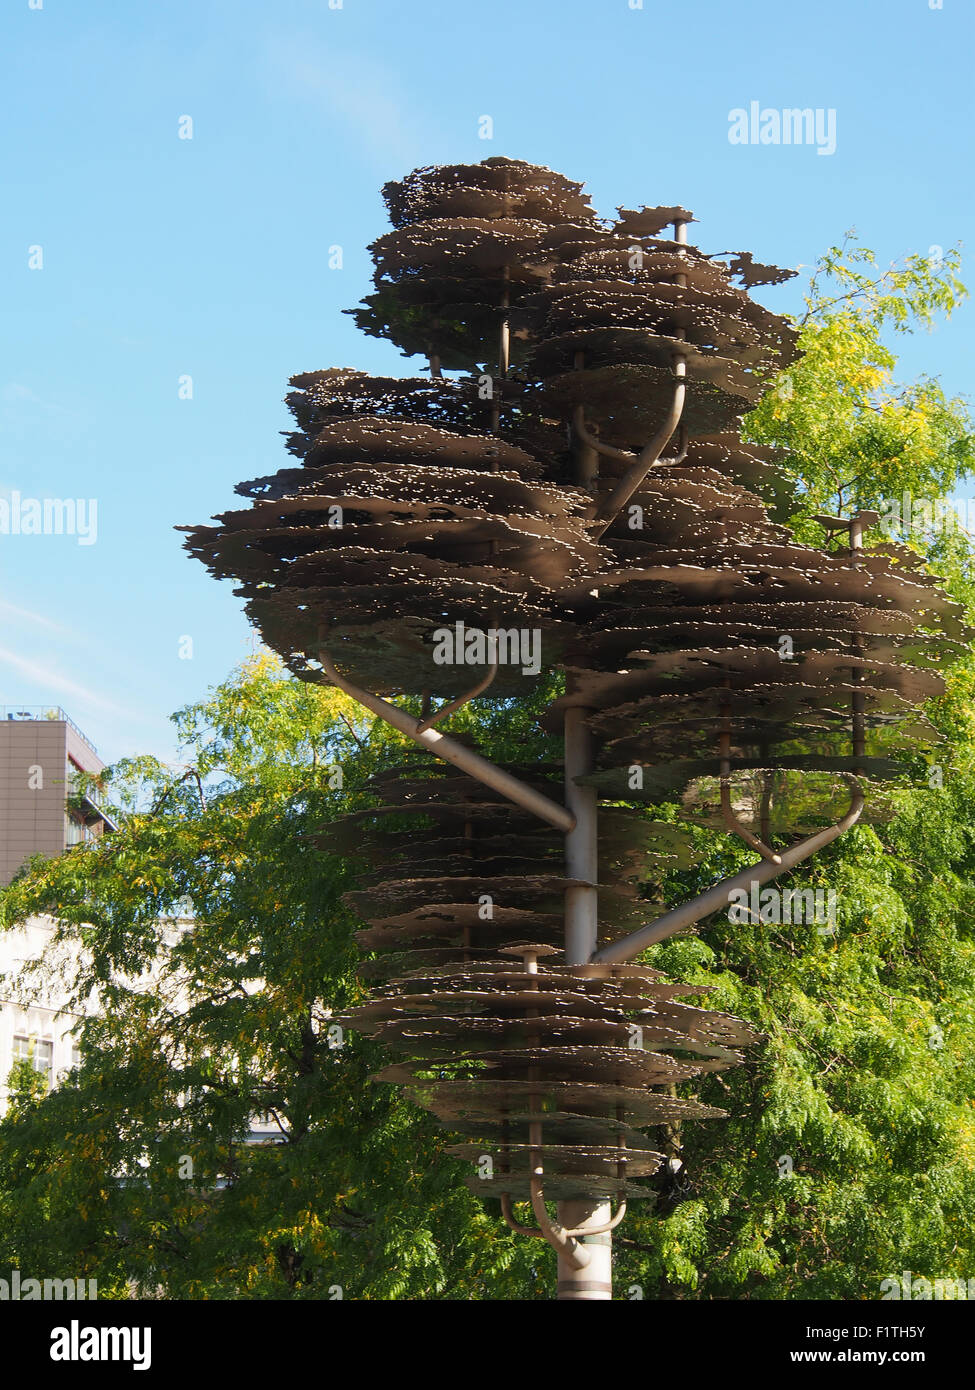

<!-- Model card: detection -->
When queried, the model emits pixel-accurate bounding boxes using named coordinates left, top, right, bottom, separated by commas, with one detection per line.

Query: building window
left=12, top=1036, right=54, bottom=1090
left=65, top=814, right=85, bottom=846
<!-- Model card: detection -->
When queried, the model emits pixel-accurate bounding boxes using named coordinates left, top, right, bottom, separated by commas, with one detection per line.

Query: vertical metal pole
left=850, top=515, right=866, bottom=768
left=563, top=704, right=598, bottom=966
left=558, top=228, right=691, bottom=1295
left=559, top=700, right=611, bottom=1298
left=671, top=218, right=689, bottom=418
left=571, top=352, right=599, bottom=490
left=490, top=275, right=510, bottom=440
left=556, top=1202, right=613, bottom=1299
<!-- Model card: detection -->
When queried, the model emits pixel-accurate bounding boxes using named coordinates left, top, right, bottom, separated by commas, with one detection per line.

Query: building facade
left=0, top=706, right=115, bottom=886
left=0, top=707, right=279, bottom=1154
left=0, top=708, right=113, bottom=1111
left=0, top=914, right=82, bottom=1112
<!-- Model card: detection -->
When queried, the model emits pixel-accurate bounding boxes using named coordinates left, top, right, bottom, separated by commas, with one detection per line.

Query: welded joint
left=500, top=1160, right=626, bottom=1255
left=316, top=642, right=575, bottom=832
left=561, top=1200, right=628, bottom=1238
left=592, top=774, right=865, bottom=963
left=416, top=659, right=498, bottom=732
left=498, top=1192, right=590, bottom=1268
left=529, top=1179, right=590, bottom=1268
left=719, top=777, right=782, bottom=864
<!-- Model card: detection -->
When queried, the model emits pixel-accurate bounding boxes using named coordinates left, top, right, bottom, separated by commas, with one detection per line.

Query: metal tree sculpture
left=182, top=159, right=967, bottom=1300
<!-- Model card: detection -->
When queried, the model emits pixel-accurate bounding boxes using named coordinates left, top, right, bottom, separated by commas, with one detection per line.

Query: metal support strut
left=316, top=645, right=574, bottom=833
left=591, top=377, right=686, bottom=537
left=593, top=775, right=864, bottom=964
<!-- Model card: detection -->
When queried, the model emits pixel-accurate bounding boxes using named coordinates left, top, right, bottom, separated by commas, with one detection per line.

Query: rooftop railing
left=1, top=706, right=100, bottom=757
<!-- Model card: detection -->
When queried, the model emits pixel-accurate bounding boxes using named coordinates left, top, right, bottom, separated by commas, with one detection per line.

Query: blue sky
left=2, top=0, right=972, bottom=766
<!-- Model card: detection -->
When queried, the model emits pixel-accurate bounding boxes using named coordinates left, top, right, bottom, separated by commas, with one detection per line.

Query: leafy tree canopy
left=3, top=242, right=975, bottom=1300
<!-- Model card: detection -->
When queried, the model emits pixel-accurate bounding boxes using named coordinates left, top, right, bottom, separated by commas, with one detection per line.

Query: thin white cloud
left=267, top=38, right=423, bottom=169
left=0, top=599, right=72, bottom=635
left=0, top=645, right=137, bottom=720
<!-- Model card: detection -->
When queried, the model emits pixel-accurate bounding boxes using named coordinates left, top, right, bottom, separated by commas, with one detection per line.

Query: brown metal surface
left=183, top=157, right=971, bottom=1234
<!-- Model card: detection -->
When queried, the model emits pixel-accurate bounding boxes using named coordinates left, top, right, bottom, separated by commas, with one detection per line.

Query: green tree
left=611, top=239, right=975, bottom=1299
left=746, top=234, right=973, bottom=536
left=0, top=657, right=551, bottom=1299
left=4, top=1056, right=48, bottom=1121
left=3, top=243, right=975, bottom=1301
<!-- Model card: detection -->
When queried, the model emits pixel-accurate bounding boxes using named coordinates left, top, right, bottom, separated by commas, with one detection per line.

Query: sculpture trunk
left=560, top=700, right=607, bottom=1297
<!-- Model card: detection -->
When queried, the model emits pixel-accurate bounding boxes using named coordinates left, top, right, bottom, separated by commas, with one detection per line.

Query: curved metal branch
left=499, top=1189, right=593, bottom=1267
left=593, top=776, right=865, bottom=963
left=317, top=644, right=575, bottom=832
left=415, top=660, right=498, bottom=733
left=719, top=778, right=782, bottom=864
left=574, top=408, right=689, bottom=471
left=592, top=368, right=687, bottom=536
left=573, top=406, right=638, bottom=463
left=500, top=1190, right=624, bottom=1243
left=500, top=1193, right=548, bottom=1239
left=529, top=1178, right=590, bottom=1269
left=562, top=1201, right=628, bottom=1237
left=668, top=421, right=689, bottom=465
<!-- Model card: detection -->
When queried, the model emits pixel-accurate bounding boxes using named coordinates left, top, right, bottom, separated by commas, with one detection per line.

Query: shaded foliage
left=2, top=243, right=975, bottom=1299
